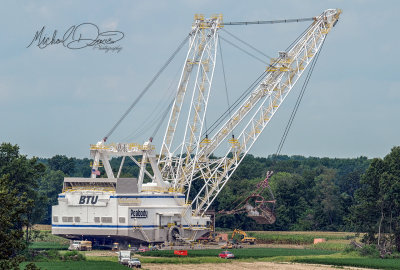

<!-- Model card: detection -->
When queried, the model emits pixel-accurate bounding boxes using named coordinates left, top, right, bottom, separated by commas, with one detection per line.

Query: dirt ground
left=144, top=262, right=374, bottom=270
left=84, top=250, right=118, bottom=257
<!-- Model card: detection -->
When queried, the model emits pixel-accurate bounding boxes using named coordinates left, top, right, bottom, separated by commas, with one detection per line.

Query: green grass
left=87, top=255, right=230, bottom=265
left=140, top=256, right=231, bottom=264
left=251, top=233, right=315, bottom=244
left=294, top=256, right=400, bottom=270
left=247, top=230, right=356, bottom=237
left=309, top=242, right=348, bottom=251
left=142, top=247, right=337, bottom=258
left=246, top=231, right=355, bottom=245
left=29, top=242, right=68, bottom=250
left=86, top=255, right=118, bottom=262
left=20, top=261, right=128, bottom=270
left=28, top=230, right=70, bottom=244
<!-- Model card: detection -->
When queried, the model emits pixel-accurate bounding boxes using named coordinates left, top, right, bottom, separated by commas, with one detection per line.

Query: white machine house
left=52, top=9, right=341, bottom=245
left=52, top=141, right=212, bottom=245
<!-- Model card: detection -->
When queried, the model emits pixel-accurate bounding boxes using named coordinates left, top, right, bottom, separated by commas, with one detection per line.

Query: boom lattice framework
left=53, top=9, right=341, bottom=246
left=92, top=9, right=341, bottom=221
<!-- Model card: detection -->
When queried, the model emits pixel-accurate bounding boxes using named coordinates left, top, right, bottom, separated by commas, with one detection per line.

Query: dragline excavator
left=52, top=9, right=341, bottom=246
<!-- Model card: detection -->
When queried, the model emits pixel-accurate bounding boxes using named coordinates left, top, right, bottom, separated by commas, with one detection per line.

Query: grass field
left=20, top=261, right=128, bottom=270
left=310, top=241, right=349, bottom=251
left=294, top=256, right=400, bottom=269
left=28, top=230, right=69, bottom=244
left=141, top=247, right=337, bottom=258
left=29, top=242, right=69, bottom=250
left=248, top=231, right=356, bottom=238
left=246, top=231, right=356, bottom=245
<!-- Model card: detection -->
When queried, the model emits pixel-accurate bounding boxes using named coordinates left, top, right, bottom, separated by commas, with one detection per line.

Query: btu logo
left=79, top=195, right=98, bottom=204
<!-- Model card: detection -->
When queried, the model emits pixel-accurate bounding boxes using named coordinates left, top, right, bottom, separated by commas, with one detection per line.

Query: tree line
left=1, top=142, right=400, bottom=267
left=215, top=154, right=370, bottom=232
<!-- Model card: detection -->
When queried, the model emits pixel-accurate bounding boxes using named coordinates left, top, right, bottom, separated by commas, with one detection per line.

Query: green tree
left=269, top=172, right=312, bottom=230
left=38, top=169, right=65, bottom=224
left=350, top=158, right=384, bottom=243
left=48, top=155, right=75, bottom=175
left=312, top=168, right=343, bottom=230
left=350, top=147, right=400, bottom=252
left=0, top=176, right=27, bottom=269
left=0, top=143, right=45, bottom=196
left=0, top=143, right=45, bottom=267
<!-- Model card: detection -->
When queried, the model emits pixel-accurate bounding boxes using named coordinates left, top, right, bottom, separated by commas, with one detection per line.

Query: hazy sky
left=0, top=0, right=399, bottom=159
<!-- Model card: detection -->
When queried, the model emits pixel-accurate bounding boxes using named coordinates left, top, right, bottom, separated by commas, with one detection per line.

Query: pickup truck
left=128, top=258, right=141, bottom=268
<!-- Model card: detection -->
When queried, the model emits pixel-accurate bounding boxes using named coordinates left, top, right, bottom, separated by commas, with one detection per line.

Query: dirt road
left=144, top=262, right=373, bottom=270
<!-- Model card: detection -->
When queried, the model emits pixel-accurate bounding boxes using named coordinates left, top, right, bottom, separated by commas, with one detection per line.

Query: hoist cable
left=103, top=34, right=190, bottom=141
left=275, top=36, right=327, bottom=156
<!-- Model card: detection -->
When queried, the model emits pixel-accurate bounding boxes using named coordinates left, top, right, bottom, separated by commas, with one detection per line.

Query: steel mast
left=158, top=14, right=223, bottom=186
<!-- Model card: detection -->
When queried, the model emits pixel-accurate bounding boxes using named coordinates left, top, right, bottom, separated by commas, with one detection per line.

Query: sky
left=0, top=0, right=399, bottom=159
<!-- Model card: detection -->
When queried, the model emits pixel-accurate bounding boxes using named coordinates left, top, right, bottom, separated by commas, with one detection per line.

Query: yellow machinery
left=221, top=242, right=233, bottom=249
left=69, top=240, right=92, bottom=251
left=232, top=229, right=256, bottom=245
left=80, top=241, right=92, bottom=251
left=112, top=242, right=120, bottom=251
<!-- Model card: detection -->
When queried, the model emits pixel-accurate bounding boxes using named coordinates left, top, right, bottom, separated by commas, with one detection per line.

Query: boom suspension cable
left=222, top=17, right=315, bottom=26
left=151, top=98, right=175, bottom=139
left=201, top=22, right=320, bottom=141
left=285, top=22, right=315, bottom=52
left=103, top=34, right=190, bottom=141
left=221, top=28, right=273, bottom=60
left=202, top=71, right=267, bottom=137
left=118, top=59, right=185, bottom=142
left=219, top=36, right=268, bottom=65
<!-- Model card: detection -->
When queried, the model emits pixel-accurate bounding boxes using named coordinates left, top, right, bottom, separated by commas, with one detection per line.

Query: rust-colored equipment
left=218, top=171, right=276, bottom=224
